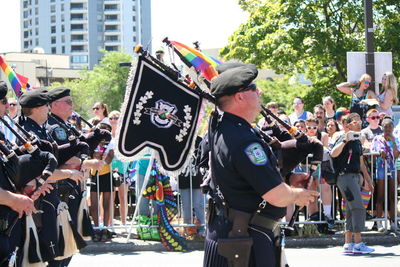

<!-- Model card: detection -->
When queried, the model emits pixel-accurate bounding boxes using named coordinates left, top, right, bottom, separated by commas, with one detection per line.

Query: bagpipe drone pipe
left=1, top=116, right=90, bottom=168
left=71, top=112, right=112, bottom=155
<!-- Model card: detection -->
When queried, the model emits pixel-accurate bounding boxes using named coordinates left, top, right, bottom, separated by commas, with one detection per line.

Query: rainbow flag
left=0, top=56, right=28, bottom=97
left=169, top=40, right=222, bottom=81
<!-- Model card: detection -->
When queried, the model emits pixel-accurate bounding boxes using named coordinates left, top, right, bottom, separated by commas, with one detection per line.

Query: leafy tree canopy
left=222, top=0, right=400, bottom=110
left=51, top=51, right=132, bottom=118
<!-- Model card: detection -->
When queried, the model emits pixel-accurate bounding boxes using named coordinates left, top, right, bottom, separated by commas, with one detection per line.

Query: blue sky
left=0, top=0, right=248, bottom=53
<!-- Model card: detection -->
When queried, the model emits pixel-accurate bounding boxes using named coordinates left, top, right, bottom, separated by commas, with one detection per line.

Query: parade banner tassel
left=22, top=215, right=45, bottom=267
left=0, top=55, right=29, bottom=97
left=77, top=190, right=94, bottom=240
left=116, top=55, right=202, bottom=175
left=54, top=202, right=78, bottom=260
left=142, top=161, right=186, bottom=251
left=168, top=40, right=222, bottom=81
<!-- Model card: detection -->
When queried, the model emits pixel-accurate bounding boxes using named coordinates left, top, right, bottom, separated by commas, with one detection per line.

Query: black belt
left=249, top=214, right=280, bottom=236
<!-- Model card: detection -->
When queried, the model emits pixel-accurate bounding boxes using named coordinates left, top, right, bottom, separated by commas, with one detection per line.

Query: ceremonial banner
left=117, top=56, right=202, bottom=174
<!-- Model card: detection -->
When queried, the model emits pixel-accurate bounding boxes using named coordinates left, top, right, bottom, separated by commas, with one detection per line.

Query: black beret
left=210, top=66, right=258, bottom=98
left=216, top=62, right=258, bottom=75
left=20, top=89, right=50, bottom=108
left=48, top=86, right=71, bottom=102
left=0, top=81, right=8, bottom=100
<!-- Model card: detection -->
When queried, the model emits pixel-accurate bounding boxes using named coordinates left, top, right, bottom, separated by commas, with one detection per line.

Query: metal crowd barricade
left=88, top=147, right=399, bottom=240
left=282, top=151, right=399, bottom=232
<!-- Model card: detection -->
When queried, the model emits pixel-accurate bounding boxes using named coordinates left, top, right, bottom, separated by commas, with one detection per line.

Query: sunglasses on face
left=349, top=120, right=362, bottom=125
left=109, top=117, right=119, bottom=121
left=0, top=98, right=8, bottom=105
left=92, top=107, right=100, bottom=110
left=269, top=106, right=278, bottom=109
left=293, top=102, right=302, bottom=105
left=307, top=126, right=318, bottom=130
left=369, top=116, right=380, bottom=120
left=364, top=81, right=371, bottom=85
left=56, top=99, right=73, bottom=105
left=9, top=103, right=17, bottom=107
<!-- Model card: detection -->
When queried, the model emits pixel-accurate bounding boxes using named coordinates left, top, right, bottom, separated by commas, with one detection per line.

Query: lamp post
left=364, top=0, right=375, bottom=92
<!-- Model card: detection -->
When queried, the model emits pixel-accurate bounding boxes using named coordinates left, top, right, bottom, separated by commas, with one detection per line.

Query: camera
left=348, top=131, right=361, bottom=140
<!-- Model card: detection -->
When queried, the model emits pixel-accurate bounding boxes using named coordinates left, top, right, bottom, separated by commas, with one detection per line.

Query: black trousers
left=203, top=215, right=277, bottom=267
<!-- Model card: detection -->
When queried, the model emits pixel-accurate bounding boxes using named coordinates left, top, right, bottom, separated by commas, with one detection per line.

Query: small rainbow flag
left=0, top=56, right=29, bottom=97
left=169, top=41, right=222, bottom=81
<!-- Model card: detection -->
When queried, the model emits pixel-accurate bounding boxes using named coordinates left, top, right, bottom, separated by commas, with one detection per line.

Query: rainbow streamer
left=341, top=189, right=371, bottom=216
left=0, top=56, right=28, bottom=97
left=169, top=40, right=222, bottom=81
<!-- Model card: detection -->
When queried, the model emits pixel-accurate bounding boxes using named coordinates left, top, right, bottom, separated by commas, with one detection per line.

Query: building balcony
left=71, top=39, right=88, bottom=44
left=70, top=16, right=87, bottom=21
left=104, top=39, right=120, bottom=43
left=70, top=7, right=88, bottom=13
left=70, top=28, right=88, bottom=33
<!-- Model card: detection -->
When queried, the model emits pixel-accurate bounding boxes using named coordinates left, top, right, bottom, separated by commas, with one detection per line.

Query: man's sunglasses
left=364, top=81, right=371, bottom=85
left=110, top=117, right=119, bottom=121
left=307, top=126, right=318, bottom=130
left=349, top=120, right=362, bottom=125
left=92, top=107, right=100, bottom=110
left=9, top=103, right=17, bottom=107
left=56, top=99, right=73, bottom=105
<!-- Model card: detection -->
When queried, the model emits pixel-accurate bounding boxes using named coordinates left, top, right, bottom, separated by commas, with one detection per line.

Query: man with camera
left=331, top=113, right=374, bottom=254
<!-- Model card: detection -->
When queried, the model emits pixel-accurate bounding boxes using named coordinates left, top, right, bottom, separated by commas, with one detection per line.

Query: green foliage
left=257, top=76, right=312, bottom=113
left=222, top=0, right=400, bottom=110
left=51, top=51, right=132, bottom=118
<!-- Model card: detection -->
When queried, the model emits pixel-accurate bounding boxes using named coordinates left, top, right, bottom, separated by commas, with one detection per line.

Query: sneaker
left=353, top=242, right=374, bottom=254
left=327, top=218, right=335, bottom=229
left=343, top=243, right=354, bottom=254
left=377, top=221, right=385, bottom=232
left=390, top=222, right=399, bottom=232
left=371, top=221, right=378, bottom=231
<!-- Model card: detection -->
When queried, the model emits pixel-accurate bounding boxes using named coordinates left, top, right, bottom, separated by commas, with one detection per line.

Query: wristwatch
left=342, top=139, right=347, bottom=144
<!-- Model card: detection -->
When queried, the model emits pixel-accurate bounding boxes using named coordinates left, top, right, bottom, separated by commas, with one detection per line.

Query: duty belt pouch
left=217, top=209, right=253, bottom=267
left=207, top=198, right=216, bottom=225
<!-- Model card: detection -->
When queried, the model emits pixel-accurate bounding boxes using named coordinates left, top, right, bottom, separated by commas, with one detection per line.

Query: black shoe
left=371, top=221, right=378, bottom=231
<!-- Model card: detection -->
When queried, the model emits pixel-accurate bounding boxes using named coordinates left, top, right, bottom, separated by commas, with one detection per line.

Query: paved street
left=70, top=245, right=400, bottom=267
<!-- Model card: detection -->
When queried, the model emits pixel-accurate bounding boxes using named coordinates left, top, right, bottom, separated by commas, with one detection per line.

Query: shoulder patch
left=244, top=142, right=267, bottom=166
left=54, top=127, right=67, bottom=141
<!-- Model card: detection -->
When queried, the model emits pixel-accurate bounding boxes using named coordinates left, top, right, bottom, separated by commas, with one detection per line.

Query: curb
left=80, top=232, right=400, bottom=254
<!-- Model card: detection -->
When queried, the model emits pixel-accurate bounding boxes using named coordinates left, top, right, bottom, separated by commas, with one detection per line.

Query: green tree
left=51, top=51, right=132, bottom=118
left=221, top=0, right=400, bottom=110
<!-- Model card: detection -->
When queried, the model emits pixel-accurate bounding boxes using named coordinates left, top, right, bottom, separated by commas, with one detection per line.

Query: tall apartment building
left=21, top=0, right=151, bottom=69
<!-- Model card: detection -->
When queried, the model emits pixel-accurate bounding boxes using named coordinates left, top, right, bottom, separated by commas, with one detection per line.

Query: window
left=35, top=17, right=39, bottom=25
left=71, top=55, right=88, bottom=63
left=132, top=6, right=136, bottom=11
left=105, top=46, right=118, bottom=51
left=35, top=28, right=39, bottom=35
left=132, top=26, right=136, bottom=32
left=70, top=3, right=83, bottom=9
left=23, top=21, right=29, bottom=28
left=51, top=15, right=56, bottom=23
left=105, top=14, right=118, bottom=21
left=71, top=13, right=83, bottom=20
left=61, top=25, right=65, bottom=32
left=105, top=25, right=117, bottom=31
left=61, top=35, right=65, bottom=42
left=51, top=26, right=56, bottom=34
left=52, top=47, right=56, bottom=54
left=23, top=11, right=29, bottom=18
left=132, top=16, right=136, bottom=22
left=35, top=38, right=39, bottom=45
left=35, top=0, right=38, bottom=4
left=24, top=31, right=29, bottom=38
left=71, top=45, right=84, bottom=52
left=35, top=7, right=38, bottom=15
left=24, top=41, right=29, bottom=48
left=23, top=1, right=28, bottom=8
left=62, top=46, right=65, bottom=53
left=61, top=4, right=64, bottom=11
left=51, top=5, right=56, bottom=12
left=51, top=36, right=56, bottom=44
left=71, top=34, right=84, bottom=41
left=71, top=24, right=84, bottom=30
left=133, top=36, right=136, bottom=42
left=105, top=35, right=118, bottom=41
left=61, top=14, right=65, bottom=22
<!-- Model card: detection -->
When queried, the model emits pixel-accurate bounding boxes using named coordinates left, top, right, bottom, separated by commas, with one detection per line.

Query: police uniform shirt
left=47, top=114, right=71, bottom=146
left=19, top=117, right=62, bottom=261
left=20, top=117, right=54, bottom=142
left=212, top=112, right=286, bottom=220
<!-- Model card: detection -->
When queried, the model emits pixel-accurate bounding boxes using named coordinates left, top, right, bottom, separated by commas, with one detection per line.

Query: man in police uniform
left=0, top=81, right=35, bottom=266
left=46, top=87, right=105, bottom=266
left=19, top=89, right=84, bottom=266
left=204, top=65, right=319, bottom=267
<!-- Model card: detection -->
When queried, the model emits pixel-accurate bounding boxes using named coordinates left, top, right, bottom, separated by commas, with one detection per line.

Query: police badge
left=117, top=56, right=203, bottom=174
